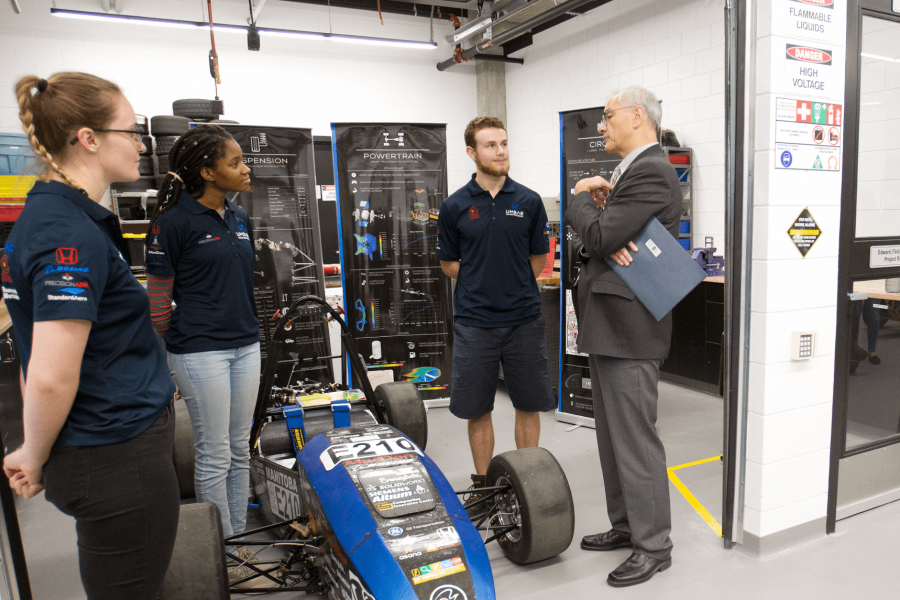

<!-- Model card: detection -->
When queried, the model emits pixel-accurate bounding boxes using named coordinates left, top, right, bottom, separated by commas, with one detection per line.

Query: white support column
left=741, top=0, right=848, bottom=556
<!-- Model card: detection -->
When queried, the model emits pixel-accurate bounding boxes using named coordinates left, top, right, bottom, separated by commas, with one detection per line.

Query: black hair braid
left=148, top=125, right=235, bottom=230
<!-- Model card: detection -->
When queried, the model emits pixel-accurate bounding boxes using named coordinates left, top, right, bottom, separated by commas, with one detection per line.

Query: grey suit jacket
left=563, top=144, right=683, bottom=360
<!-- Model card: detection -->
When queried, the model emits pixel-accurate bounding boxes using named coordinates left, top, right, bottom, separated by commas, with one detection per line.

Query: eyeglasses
left=597, top=105, right=636, bottom=127
left=69, top=128, right=144, bottom=146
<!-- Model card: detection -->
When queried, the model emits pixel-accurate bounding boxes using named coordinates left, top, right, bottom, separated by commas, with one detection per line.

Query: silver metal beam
left=445, top=0, right=541, bottom=46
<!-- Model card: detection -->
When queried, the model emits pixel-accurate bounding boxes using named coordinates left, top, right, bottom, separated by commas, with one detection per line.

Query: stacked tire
left=150, top=100, right=239, bottom=190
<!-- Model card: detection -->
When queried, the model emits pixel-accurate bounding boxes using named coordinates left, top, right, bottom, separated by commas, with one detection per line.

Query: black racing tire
left=173, top=99, right=221, bottom=120
left=160, top=503, right=229, bottom=600
left=173, top=400, right=196, bottom=499
left=110, top=177, right=156, bottom=194
left=157, top=155, right=171, bottom=176
left=374, top=382, right=427, bottom=450
left=151, top=115, right=191, bottom=137
left=486, top=447, right=575, bottom=565
left=155, top=135, right=180, bottom=156
left=138, top=156, right=154, bottom=176
left=140, top=135, right=153, bottom=156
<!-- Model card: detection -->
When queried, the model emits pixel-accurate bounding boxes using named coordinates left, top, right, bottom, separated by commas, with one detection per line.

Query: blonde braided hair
left=15, top=73, right=121, bottom=192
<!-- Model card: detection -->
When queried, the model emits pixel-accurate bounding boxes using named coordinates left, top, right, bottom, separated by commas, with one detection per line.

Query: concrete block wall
left=504, top=0, right=727, bottom=249
left=743, top=0, right=846, bottom=540
left=0, top=0, right=478, bottom=191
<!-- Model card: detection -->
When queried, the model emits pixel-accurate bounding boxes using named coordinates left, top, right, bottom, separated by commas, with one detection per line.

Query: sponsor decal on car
left=430, top=584, right=469, bottom=600
left=410, top=556, right=466, bottom=585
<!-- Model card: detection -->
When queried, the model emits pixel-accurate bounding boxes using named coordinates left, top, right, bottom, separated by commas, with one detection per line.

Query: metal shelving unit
left=663, top=146, right=692, bottom=250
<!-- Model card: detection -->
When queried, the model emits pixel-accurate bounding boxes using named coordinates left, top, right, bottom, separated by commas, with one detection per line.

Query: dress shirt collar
left=617, top=141, right=659, bottom=177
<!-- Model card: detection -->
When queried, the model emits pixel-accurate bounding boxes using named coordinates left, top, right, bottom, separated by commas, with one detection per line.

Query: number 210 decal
left=320, top=436, right=422, bottom=471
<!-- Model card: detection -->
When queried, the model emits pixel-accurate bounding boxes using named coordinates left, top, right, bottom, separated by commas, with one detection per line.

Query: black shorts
left=449, top=318, right=555, bottom=419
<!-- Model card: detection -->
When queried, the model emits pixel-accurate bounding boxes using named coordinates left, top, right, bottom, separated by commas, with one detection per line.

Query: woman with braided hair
left=1, top=72, right=179, bottom=599
left=145, top=125, right=261, bottom=583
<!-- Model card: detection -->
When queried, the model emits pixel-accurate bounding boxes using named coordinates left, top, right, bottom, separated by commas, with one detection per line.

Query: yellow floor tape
left=667, top=455, right=723, bottom=537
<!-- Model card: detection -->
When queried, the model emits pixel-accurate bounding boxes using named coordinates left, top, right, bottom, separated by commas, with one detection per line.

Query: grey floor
left=11, top=381, right=900, bottom=599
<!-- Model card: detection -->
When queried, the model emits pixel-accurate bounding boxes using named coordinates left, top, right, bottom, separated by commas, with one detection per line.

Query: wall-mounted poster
left=332, top=123, right=453, bottom=401
left=558, top=108, right=622, bottom=424
left=222, top=125, right=330, bottom=384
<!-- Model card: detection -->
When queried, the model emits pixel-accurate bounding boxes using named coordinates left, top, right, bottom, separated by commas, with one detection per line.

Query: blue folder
left=604, top=217, right=708, bottom=321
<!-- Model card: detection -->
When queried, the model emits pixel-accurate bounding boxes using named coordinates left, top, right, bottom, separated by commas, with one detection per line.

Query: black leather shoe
left=607, top=552, right=672, bottom=587
left=580, top=530, right=632, bottom=551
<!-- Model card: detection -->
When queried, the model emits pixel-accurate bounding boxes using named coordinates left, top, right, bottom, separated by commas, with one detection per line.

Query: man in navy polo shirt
left=436, top=116, right=554, bottom=489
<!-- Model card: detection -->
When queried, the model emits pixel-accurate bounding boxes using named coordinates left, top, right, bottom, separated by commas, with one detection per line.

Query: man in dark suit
left=564, top=86, right=682, bottom=587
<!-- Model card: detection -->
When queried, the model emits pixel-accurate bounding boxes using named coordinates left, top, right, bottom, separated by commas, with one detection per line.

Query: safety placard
left=787, top=208, right=823, bottom=257
left=775, top=97, right=842, bottom=171
left=784, top=43, right=837, bottom=97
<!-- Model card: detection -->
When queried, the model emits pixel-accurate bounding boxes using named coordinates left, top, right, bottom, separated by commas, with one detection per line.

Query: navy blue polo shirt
left=436, top=174, right=550, bottom=328
left=1, top=180, right=175, bottom=447
left=145, top=190, right=258, bottom=354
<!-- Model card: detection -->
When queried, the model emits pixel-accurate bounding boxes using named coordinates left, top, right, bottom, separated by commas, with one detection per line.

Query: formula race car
left=162, top=295, right=575, bottom=600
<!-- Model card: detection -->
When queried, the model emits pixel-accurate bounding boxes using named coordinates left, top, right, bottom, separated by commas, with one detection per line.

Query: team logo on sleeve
left=1, top=255, right=10, bottom=283
left=236, top=223, right=250, bottom=241
left=151, top=224, right=161, bottom=235
left=56, top=248, right=78, bottom=265
left=468, top=206, right=479, bottom=220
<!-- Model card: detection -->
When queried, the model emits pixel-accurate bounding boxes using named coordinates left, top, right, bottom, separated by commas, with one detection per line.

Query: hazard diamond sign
left=787, top=208, right=822, bottom=257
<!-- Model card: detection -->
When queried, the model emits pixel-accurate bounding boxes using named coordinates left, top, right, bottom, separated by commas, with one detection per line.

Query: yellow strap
left=122, top=233, right=146, bottom=239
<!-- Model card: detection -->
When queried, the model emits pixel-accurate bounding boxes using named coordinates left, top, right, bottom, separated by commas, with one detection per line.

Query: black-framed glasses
left=597, top=105, right=636, bottom=128
left=69, top=128, right=144, bottom=146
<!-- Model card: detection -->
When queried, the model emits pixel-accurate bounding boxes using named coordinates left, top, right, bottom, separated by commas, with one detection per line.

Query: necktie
left=610, top=165, right=622, bottom=186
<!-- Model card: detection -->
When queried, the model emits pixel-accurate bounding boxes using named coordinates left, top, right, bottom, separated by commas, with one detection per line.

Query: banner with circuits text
left=332, top=123, right=453, bottom=401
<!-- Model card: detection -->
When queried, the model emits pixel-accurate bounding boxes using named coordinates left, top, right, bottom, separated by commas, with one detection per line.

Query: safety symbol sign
left=775, top=97, right=842, bottom=171
left=787, top=208, right=822, bottom=257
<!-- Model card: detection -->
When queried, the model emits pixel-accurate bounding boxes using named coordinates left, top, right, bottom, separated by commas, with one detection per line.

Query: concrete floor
left=10, top=381, right=900, bottom=599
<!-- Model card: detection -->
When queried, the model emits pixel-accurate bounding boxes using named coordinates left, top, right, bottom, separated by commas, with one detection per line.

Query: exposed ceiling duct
left=436, top=0, right=611, bottom=71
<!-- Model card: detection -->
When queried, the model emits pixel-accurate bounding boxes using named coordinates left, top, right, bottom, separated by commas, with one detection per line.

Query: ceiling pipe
left=100, top=0, right=111, bottom=12
left=436, top=0, right=599, bottom=71
left=9, top=0, right=20, bottom=14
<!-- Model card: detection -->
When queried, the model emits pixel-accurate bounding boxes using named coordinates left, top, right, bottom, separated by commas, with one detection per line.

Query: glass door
left=829, top=3, right=900, bottom=530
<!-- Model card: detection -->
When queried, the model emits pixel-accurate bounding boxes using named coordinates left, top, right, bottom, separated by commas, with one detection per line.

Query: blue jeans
left=168, top=343, right=261, bottom=544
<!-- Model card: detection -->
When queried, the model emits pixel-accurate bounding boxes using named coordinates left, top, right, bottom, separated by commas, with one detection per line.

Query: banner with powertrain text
left=332, top=123, right=453, bottom=402
left=557, top=108, right=622, bottom=424
left=222, top=125, right=330, bottom=384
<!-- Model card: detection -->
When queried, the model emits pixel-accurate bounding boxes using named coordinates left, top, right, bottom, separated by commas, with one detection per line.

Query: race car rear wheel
left=374, top=381, right=428, bottom=450
left=486, top=447, right=575, bottom=565
left=173, top=401, right=196, bottom=498
left=160, top=502, right=229, bottom=600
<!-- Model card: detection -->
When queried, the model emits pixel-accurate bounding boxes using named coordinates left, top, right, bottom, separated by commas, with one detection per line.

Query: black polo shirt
left=436, top=174, right=550, bottom=328
left=145, top=190, right=258, bottom=354
left=2, top=180, right=175, bottom=447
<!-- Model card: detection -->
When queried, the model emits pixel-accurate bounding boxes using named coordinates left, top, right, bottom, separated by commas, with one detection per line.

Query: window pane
left=845, top=279, right=900, bottom=450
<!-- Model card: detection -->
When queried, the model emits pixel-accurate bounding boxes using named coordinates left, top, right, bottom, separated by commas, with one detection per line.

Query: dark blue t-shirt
left=436, top=174, right=550, bottom=328
left=145, top=191, right=259, bottom=354
left=1, top=180, right=175, bottom=447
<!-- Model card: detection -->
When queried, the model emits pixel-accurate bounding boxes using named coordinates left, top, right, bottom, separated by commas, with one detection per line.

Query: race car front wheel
left=486, top=447, right=575, bottom=565
left=374, top=381, right=428, bottom=450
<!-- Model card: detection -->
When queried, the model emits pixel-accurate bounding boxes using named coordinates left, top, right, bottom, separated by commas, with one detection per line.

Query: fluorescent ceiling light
left=50, top=8, right=436, bottom=49
left=861, top=51, right=900, bottom=63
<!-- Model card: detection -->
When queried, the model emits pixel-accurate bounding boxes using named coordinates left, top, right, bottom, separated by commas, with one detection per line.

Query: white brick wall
left=504, top=0, right=727, bottom=248
left=0, top=0, right=478, bottom=191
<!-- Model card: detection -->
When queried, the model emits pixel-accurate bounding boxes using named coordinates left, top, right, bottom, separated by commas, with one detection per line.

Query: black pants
left=43, top=403, right=180, bottom=600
